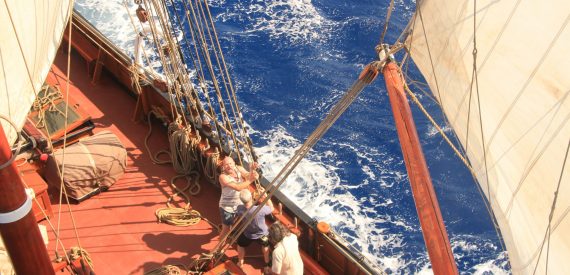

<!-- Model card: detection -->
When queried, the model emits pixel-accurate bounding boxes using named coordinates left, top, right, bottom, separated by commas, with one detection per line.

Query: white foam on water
left=472, top=252, right=510, bottom=275
left=253, top=126, right=421, bottom=272
left=253, top=125, right=511, bottom=274
left=426, top=124, right=453, bottom=138
left=75, top=0, right=138, bottom=56
left=75, top=1, right=512, bottom=273
left=75, top=0, right=178, bottom=75
left=213, top=0, right=337, bottom=45
left=451, top=235, right=511, bottom=274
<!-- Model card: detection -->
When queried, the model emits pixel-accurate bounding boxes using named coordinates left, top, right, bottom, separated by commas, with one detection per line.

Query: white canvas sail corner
left=0, top=0, right=73, bottom=145
left=406, top=0, right=570, bottom=274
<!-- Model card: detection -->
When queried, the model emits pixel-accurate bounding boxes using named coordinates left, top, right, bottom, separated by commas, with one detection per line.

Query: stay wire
left=152, top=0, right=196, bottom=127
left=181, top=0, right=226, bottom=145
left=166, top=0, right=207, bottom=116
left=191, top=0, right=244, bottom=162
left=200, top=0, right=257, bottom=164
left=402, top=0, right=507, bottom=255
left=186, top=0, right=243, bottom=161
left=379, top=0, right=395, bottom=44
left=532, top=138, right=570, bottom=275
left=212, top=65, right=377, bottom=265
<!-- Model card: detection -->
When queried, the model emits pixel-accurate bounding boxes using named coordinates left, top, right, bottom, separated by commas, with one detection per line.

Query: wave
left=252, top=123, right=510, bottom=274
left=76, top=0, right=512, bottom=274
left=213, top=0, right=337, bottom=45
left=75, top=1, right=138, bottom=56
left=254, top=126, right=417, bottom=272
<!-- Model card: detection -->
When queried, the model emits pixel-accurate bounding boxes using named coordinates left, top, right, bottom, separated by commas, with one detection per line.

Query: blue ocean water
left=75, top=0, right=510, bottom=273
left=203, top=0, right=510, bottom=274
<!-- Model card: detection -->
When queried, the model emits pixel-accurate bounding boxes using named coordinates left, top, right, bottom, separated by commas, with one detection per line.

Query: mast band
left=0, top=191, right=33, bottom=224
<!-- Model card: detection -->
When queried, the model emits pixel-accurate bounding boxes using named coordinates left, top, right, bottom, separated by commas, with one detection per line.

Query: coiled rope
left=155, top=207, right=201, bottom=227
left=202, top=148, right=220, bottom=185
left=68, top=246, right=94, bottom=272
left=144, top=110, right=207, bottom=227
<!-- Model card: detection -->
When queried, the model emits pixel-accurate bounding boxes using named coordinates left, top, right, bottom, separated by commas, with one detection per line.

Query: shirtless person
left=218, top=156, right=259, bottom=240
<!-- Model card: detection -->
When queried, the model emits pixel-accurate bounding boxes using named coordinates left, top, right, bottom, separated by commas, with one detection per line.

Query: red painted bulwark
left=382, top=62, right=458, bottom=275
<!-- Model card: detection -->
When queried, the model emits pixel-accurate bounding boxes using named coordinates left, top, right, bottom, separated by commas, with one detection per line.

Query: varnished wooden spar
left=382, top=62, right=458, bottom=275
left=0, top=125, right=54, bottom=274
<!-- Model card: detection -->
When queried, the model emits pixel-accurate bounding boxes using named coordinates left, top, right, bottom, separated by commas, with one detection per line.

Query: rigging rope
left=68, top=246, right=94, bottom=271
left=532, top=138, right=570, bottom=275
left=52, top=5, right=95, bottom=270
left=175, top=0, right=227, bottom=144
left=8, top=6, right=98, bottom=270
left=133, top=0, right=258, bottom=171
left=400, top=0, right=508, bottom=255
left=144, top=111, right=209, bottom=227
left=379, top=0, right=395, bottom=44
left=400, top=78, right=474, bottom=175
left=470, top=0, right=493, bottom=229
left=199, top=0, right=257, bottom=164
left=185, top=0, right=243, bottom=161
left=211, top=63, right=380, bottom=264
left=203, top=147, right=220, bottom=184
left=145, top=110, right=173, bottom=165
left=128, top=1, right=274, bottom=267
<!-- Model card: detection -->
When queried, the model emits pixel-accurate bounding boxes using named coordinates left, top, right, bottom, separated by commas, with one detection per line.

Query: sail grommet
left=0, top=189, right=33, bottom=224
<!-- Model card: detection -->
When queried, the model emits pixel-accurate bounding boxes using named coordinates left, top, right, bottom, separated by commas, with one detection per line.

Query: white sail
left=0, top=0, right=72, bottom=145
left=406, top=0, right=570, bottom=274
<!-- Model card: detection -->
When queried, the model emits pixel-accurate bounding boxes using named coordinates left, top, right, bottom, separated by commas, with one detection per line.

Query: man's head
left=240, top=189, right=252, bottom=205
left=222, top=156, right=236, bottom=173
left=268, top=222, right=290, bottom=245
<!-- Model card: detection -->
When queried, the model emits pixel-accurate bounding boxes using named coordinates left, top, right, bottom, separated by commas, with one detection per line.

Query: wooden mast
left=382, top=61, right=458, bottom=274
left=0, top=124, right=54, bottom=274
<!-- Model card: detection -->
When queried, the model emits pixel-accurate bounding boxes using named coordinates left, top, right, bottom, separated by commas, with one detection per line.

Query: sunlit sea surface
left=76, top=0, right=510, bottom=273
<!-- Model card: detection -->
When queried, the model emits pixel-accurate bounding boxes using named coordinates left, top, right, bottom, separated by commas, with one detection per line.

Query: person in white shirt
left=268, top=222, right=304, bottom=275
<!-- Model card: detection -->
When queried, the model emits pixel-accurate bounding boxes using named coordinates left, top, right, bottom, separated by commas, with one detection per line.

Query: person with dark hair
left=268, top=222, right=303, bottom=275
left=236, top=189, right=274, bottom=272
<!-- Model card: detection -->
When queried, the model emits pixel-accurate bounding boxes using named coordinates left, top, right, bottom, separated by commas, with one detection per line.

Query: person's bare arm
left=259, top=188, right=274, bottom=212
left=219, top=173, right=254, bottom=191
left=236, top=162, right=259, bottom=179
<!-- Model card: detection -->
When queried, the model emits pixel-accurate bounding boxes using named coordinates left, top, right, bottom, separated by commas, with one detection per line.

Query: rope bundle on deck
left=155, top=207, right=201, bottom=227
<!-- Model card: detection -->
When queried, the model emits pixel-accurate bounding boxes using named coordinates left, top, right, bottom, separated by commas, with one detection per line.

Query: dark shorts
left=237, top=233, right=269, bottom=247
left=219, top=208, right=235, bottom=226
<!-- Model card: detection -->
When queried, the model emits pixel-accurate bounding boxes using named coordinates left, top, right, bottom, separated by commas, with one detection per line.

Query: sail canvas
left=0, top=0, right=72, bottom=144
left=406, top=0, right=570, bottom=273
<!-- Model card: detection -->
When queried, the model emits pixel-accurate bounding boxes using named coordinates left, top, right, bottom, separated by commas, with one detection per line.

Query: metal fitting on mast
left=375, top=43, right=395, bottom=70
left=358, top=43, right=398, bottom=84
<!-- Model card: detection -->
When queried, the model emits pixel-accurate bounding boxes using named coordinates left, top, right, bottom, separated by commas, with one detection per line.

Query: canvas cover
left=45, top=131, right=127, bottom=202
